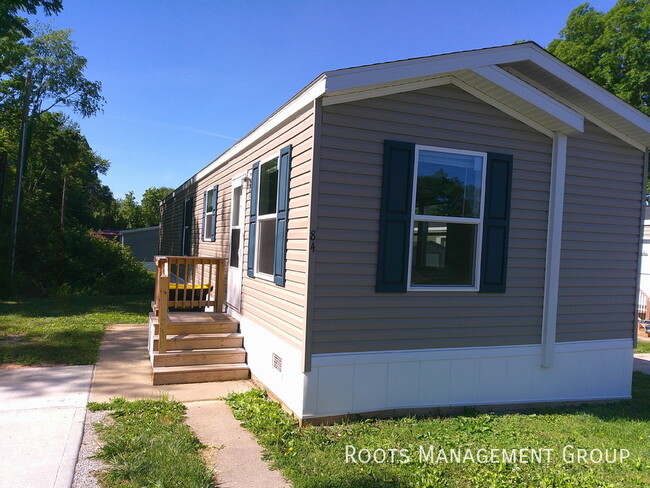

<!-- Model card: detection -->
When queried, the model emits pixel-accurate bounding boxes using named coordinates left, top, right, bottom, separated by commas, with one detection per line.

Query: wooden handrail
left=152, top=256, right=228, bottom=354
left=639, top=289, right=650, bottom=321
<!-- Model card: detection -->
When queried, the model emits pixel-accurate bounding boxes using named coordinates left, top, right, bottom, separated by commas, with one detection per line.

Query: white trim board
left=303, top=339, right=633, bottom=418
left=540, top=133, right=567, bottom=368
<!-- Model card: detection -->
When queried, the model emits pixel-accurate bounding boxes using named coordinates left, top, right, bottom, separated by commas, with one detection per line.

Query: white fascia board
left=322, top=76, right=454, bottom=106
left=323, top=43, right=536, bottom=93
left=471, top=65, right=584, bottom=134
left=528, top=45, right=650, bottom=137
left=195, top=77, right=327, bottom=182
left=163, top=76, right=327, bottom=202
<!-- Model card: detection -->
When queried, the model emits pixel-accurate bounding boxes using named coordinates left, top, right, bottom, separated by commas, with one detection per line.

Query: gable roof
left=166, top=42, right=650, bottom=201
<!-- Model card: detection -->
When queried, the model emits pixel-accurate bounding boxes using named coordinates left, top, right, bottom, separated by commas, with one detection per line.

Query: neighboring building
left=640, top=208, right=650, bottom=294
left=120, top=226, right=159, bottom=271
left=159, top=42, right=650, bottom=422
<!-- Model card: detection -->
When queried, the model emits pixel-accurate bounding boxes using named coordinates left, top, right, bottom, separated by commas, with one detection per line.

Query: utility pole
left=8, top=70, right=32, bottom=290
left=0, top=152, right=7, bottom=217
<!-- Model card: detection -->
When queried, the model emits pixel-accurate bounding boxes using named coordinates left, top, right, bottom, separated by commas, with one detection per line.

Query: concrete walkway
left=186, top=401, right=291, bottom=488
left=0, top=365, right=93, bottom=488
left=89, top=324, right=290, bottom=487
left=634, top=353, right=650, bottom=375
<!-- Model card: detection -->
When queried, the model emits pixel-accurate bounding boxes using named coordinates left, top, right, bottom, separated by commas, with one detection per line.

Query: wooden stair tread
left=153, top=347, right=245, bottom=356
left=153, top=363, right=248, bottom=373
left=154, top=332, right=243, bottom=340
left=168, top=312, right=238, bottom=324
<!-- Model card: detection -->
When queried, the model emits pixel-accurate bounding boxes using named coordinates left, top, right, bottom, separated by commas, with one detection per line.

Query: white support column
left=541, top=133, right=568, bottom=368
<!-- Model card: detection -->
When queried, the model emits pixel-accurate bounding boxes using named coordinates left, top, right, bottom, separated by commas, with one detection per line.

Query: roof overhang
left=165, top=42, right=649, bottom=202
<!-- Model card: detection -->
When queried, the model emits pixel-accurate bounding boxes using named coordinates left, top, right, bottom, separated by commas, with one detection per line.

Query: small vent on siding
left=272, top=353, right=283, bottom=372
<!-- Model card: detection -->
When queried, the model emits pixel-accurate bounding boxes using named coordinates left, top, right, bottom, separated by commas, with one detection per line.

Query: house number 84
left=310, top=230, right=316, bottom=253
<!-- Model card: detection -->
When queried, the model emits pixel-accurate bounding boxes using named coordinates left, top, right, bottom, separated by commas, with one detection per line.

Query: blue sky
left=28, top=0, right=617, bottom=202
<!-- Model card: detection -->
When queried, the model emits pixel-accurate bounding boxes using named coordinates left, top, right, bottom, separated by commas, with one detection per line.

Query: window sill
left=253, top=271, right=275, bottom=283
left=407, top=285, right=479, bottom=292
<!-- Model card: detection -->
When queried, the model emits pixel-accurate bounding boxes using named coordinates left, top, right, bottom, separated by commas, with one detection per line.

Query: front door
left=227, top=176, right=245, bottom=311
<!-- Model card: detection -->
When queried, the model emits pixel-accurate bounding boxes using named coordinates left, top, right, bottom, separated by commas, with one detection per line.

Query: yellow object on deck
left=169, top=283, right=211, bottom=290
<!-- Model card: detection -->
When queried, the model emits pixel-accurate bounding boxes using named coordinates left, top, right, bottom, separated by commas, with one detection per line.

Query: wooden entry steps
left=149, top=311, right=250, bottom=385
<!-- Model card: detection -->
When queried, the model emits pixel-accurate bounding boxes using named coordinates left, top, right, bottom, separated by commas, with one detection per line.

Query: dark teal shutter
left=210, top=185, right=218, bottom=241
left=182, top=197, right=193, bottom=256
left=479, top=152, right=513, bottom=293
left=247, top=163, right=260, bottom=277
left=376, top=140, right=415, bottom=292
left=201, top=191, right=207, bottom=241
left=274, top=145, right=292, bottom=286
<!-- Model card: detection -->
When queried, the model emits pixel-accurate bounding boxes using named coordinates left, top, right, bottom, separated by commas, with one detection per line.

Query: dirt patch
left=0, top=334, right=32, bottom=345
left=0, top=362, right=60, bottom=369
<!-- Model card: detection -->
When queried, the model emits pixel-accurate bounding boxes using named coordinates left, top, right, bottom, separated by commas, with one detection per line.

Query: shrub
left=58, top=227, right=154, bottom=295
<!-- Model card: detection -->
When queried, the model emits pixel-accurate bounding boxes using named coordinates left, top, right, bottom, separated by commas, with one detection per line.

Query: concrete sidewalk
left=0, top=365, right=93, bottom=488
left=634, top=353, right=650, bottom=375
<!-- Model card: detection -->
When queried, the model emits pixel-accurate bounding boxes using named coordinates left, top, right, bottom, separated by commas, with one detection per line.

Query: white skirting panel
left=230, top=310, right=306, bottom=417
left=302, top=339, right=633, bottom=419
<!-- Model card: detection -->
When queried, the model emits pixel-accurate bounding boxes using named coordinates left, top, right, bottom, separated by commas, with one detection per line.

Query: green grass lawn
left=0, top=295, right=150, bottom=366
left=227, top=374, right=650, bottom=488
left=636, top=341, right=650, bottom=354
left=89, top=397, right=214, bottom=488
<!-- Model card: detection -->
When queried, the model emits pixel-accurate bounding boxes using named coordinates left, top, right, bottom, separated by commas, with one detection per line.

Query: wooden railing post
left=158, top=259, right=169, bottom=354
left=216, top=259, right=225, bottom=312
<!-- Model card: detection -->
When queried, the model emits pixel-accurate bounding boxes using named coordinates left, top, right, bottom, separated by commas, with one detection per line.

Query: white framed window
left=407, top=145, right=487, bottom=290
left=202, top=186, right=218, bottom=242
left=255, top=157, right=279, bottom=280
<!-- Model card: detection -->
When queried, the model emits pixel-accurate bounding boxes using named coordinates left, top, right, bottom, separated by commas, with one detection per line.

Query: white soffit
left=502, top=57, right=650, bottom=150
left=464, top=66, right=584, bottom=134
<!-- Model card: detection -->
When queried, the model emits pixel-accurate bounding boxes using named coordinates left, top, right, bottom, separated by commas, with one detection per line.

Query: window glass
left=204, top=215, right=215, bottom=240
left=258, top=219, right=276, bottom=275
left=206, top=189, right=215, bottom=213
left=259, top=158, right=278, bottom=216
left=230, top=229, right=240, bottom=268
left=415, top=150, right=483, bottom=219
left=411, top=222, right=476, bottom=286
left=231, top=186, right=241, bottom=225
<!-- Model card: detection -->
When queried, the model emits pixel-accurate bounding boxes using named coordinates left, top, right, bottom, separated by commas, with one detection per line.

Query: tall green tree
left=0, top=24, right=104, bottom=117
left=548, top=0, right=650, bottom=115
left=8, top=112, right=117, bottom=292
left=115, top=187, right=173, bottom=229
left=140, top=186, right=172, bottom=227
left=116, top=191, right=143, bottom=229
left=0, top=0, right=63, bottom=37
left=0, top=23, right=108, bottom=293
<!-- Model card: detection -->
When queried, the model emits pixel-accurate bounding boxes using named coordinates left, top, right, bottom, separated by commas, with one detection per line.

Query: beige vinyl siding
left=312, top=84, right=553, bottom=354
left=160, top=104, right=315, bottom=347
left=556, top=121, right=644, bottom=342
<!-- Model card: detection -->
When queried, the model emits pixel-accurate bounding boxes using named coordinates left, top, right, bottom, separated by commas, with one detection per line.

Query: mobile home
left=153, top=42, right=650, bottom=421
